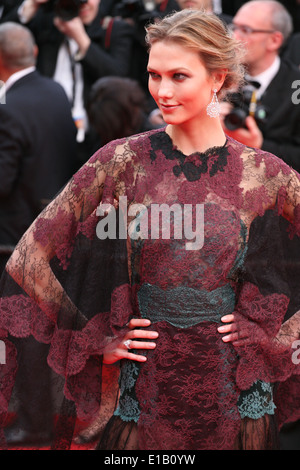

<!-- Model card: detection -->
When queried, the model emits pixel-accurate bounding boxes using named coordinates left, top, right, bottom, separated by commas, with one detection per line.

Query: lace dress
left=0, top=128, right=299, bottom=450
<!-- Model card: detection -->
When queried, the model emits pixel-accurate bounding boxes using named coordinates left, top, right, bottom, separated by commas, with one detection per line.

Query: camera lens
left=224, top=108, right=247, bottom=131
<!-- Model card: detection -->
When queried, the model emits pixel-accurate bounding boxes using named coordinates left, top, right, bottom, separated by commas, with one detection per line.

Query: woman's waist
left=137, top=282, right=235, bottom=328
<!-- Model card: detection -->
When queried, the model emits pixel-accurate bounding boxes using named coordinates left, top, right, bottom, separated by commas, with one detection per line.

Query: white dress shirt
left=247, top=56, right=281, bottom=100
left=53, top=39, right=87, bottom=142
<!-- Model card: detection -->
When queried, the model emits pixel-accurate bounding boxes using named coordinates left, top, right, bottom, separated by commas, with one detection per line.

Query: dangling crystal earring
left=206, top=89, right=220, bottom=118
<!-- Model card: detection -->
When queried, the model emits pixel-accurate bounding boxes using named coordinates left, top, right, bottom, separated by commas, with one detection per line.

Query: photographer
left=104, top=0, right=179, bottom=106
left=7, top=0, right=135, bottom=165
left=221, top=0, right=300, bottom=173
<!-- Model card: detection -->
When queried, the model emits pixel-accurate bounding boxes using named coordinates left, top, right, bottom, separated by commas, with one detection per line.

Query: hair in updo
left=145, top=9, right=245, bottom=97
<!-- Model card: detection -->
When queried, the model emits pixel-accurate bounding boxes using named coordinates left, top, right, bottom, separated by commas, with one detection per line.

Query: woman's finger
left=128, top=328, right=159, bottom=340
left=123, top=339, right=157, bottom=351
left=221, top=332, right=240, bottom=343
left=124, top=351, right=148, bottom=362
left=217, top=323, right=237, bottom=334
left=220, top=314, right=235, bottom=323
left=221, top=328, right=249, bottom=343
left=127, top=318, right=151, bottom=329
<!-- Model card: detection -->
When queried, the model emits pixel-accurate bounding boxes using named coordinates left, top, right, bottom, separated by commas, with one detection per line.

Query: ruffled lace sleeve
left=0, top=138, right=136, bottom=439
left=230, top=154, right=300, bottom=426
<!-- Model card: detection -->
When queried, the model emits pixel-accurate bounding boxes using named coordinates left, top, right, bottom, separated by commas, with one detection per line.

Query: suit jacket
left=23, top=8, right=134, bottom=107
left=282, top=32, right=300, bottom=69
left=0, top=70, right=77, bottom=246
left=258, top=59, right=300, bottom=172
left=0, top=0, right=23, bottom=22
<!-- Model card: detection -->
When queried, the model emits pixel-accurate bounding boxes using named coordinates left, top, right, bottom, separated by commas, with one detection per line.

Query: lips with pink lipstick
left=159, top=102, right=180, bottom=112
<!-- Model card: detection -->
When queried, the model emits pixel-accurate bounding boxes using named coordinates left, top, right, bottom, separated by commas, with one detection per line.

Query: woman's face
left=148, top=40, right=219, bottom=127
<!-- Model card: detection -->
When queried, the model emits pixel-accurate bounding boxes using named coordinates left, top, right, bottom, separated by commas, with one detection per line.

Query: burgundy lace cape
left=0, top=128, right=299, bottom=449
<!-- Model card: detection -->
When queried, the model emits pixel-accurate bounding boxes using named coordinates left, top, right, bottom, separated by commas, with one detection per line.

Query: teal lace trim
left=113, top=360, right=141, bottom=423
left=137, top=283, right=236, bottom=328
left=237, top=380, right=276, bottom=419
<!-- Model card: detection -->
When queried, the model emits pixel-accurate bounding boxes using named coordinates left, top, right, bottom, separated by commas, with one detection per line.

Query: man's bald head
left=0, top=22, right=37, bottom=72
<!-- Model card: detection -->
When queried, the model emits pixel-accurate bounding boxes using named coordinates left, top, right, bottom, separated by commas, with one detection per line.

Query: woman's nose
left=158, top=79, right=173, bottom=99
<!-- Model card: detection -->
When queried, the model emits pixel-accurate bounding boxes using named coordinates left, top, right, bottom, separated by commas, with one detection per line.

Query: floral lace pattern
left=114, top=361, right=141, bottom=423
left=0, top=128, right=299, bottom=449
left=238, top=381, right=276, bottom=420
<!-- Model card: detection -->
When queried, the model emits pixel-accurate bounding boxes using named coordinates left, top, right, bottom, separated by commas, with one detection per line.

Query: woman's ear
left=213, top=69, right=228, bottom=92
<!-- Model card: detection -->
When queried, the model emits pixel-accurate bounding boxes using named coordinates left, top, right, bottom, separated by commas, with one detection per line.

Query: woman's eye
left=148, top=71, right=160, bottom=80
left=173, top=73, right=187, bottom=81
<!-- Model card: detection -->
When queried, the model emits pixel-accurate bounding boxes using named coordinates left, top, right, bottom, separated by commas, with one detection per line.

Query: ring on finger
left=124, top=339, right=132, bottom=350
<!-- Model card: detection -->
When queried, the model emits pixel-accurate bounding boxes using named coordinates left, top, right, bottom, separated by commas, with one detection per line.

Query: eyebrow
left=147, top=66, right=191, bottom=73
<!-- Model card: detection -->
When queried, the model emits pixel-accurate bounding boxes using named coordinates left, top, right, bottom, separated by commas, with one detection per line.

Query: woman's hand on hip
left=103, top=318, right=158, bottom=364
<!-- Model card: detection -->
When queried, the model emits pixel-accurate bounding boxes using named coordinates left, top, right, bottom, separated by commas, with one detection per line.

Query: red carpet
left=4, top=414, right=97, bottom=450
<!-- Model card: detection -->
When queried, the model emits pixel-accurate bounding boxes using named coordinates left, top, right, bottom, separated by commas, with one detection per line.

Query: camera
left=224, top=88, right=268, bottom=131
left=114, top=0, right=159, bottom=25
left=114, top=0, right=159, bottom=46
left=48, top=0, right=88, bottom=21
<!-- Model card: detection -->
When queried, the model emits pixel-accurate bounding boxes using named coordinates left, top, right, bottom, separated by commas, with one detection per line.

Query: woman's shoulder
left=89, top=127, right=165, bottom=164
left=227, top=136, right=297, bottom=180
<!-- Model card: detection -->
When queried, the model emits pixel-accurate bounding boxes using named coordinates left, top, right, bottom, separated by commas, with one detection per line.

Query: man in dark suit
left=0, top=21, right=77, bottom=446
left=0, top=21, right=77, bottom=270
left=283, top=31, right=300, bottom=68
left=221, top=0, right=300, bottom=172
left=6, top=0, right=135, bottom=166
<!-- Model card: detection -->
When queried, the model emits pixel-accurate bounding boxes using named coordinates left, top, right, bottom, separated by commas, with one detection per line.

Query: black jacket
left=0, top=70, right=77, bottom=245
left=258, top=59, right=300, bottom=172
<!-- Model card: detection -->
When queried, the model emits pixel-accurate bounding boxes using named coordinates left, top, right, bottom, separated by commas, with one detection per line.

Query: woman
left=0, top=9, right=299, bottom=450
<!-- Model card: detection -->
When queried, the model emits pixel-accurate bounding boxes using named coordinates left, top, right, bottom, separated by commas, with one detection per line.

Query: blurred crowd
left=1, top=0, right=300, bottom=162
left=1, top=0, right=300, bottom=168
left=0, top=0, right=300, bottom=450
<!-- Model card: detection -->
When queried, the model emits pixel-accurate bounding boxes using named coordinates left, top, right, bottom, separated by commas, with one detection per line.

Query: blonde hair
left=145, top=9, right=245, bottom=97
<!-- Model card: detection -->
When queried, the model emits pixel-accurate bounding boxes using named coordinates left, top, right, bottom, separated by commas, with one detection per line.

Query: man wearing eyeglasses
left=221, top=0, right=300, bottom=173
